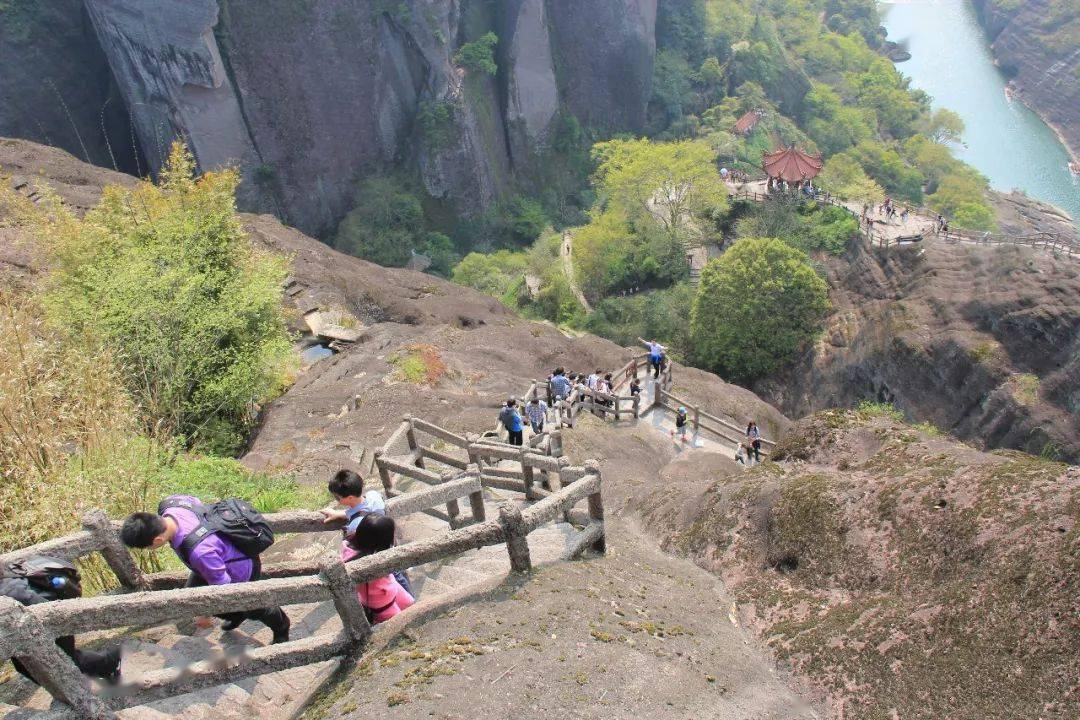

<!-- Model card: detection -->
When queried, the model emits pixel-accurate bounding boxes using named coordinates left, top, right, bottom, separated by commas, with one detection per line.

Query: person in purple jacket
left=121, top=496, right=290, bottom=643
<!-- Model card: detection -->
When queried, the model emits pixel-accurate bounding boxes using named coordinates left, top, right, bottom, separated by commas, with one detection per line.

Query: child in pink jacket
left=342, top=514, right=415, bottom=623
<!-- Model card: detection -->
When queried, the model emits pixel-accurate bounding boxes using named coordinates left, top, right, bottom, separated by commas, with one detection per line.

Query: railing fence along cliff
left=0, top=417, right=606, bottom=719
left=727, top=182, right=1080, bottom=258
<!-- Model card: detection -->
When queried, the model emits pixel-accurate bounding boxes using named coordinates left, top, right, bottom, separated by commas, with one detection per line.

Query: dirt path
left=299, top=517, right=817, bottom=720
left=560, top=230, right=592, bottom=313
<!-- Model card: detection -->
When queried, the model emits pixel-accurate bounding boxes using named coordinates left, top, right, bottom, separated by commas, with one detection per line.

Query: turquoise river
left=881, top=0, right=1080, bottom=224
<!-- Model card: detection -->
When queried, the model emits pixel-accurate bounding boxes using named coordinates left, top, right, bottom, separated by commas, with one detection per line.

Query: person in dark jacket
left=0, top=556, right=121, bottom=684
left=121, top=498, right=290, bottom=643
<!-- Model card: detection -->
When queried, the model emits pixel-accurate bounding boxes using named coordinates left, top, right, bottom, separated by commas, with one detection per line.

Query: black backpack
left=1, top=555, right=82, bottom=601
left=158, top=497, right=275, bottom=563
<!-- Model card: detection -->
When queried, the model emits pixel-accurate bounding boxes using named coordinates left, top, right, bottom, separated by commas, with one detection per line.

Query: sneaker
left=271, top=614, right=291, bottom=645
left=100, top=646, right=122, bottom=686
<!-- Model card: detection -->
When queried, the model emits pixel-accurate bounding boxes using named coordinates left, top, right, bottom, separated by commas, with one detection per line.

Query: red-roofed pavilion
left=762, top=146, right=822, bottom=185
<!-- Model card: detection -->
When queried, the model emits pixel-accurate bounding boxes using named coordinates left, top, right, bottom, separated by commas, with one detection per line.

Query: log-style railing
left=729, top=182, right=1080, bottom=259
left=655, top=389, right=774, bottom=454
left=0, top=419, right=606, bottom=719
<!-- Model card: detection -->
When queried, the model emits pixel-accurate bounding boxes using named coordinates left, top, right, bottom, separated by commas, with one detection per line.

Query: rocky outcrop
left=51, top=0, right=657, bottom=238
left=633, top=410, right=1077, bottom=719
left=81, top=0, right=274, bottom=216
left=0, top=0, right=139, bottom=174
left=501, top=0, right=560, bottom=160
left=756, top=237, right=1080, bottom=462
left=546, top=0, right=658, bottom=133
left=972, top=0, right=1080, bottom=162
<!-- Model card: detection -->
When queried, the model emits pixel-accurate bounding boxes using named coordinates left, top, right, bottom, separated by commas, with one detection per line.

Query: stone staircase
left=0, top=477, right=578, bottom=720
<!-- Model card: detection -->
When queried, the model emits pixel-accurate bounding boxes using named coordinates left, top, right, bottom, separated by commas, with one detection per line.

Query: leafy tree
left=922, top=108, right=965, bottom=145
left=585, top=282, right=696, bottom=360
left=451, top=250, right=528, bottom=297
left=590, top=138, right=728, bottom=243
left=818, top=153, right=885, bottom=207
left=24, top=142, right=292, bottom=452
left=334, top=176, right=458, bottom=273
left=453, top=32, right=498, bottom=76
left=928, top=169, right=997, bottom=231
left=848, top=141, right=924, bottom=203
left=691, top=237, right=830, bottom=383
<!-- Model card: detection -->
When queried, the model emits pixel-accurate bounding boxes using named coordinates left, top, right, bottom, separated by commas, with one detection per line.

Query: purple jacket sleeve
left=188, top=544, right=232, bottom=585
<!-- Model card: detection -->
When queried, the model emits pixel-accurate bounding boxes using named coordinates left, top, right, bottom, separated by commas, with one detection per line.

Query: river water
left=880, top=0, right=1080, bottom=223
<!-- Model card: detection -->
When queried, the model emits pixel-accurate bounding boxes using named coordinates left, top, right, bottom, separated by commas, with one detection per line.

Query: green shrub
left=691, top=237, right=830, bottom=383
left=19, top=142, right=293, bottom=454
left=158, top=456, right=322, bottom=513
left=453, top=32, right=498, bottom=76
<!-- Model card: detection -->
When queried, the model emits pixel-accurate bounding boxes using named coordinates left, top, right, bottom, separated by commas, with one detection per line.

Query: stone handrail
left=0, top=416, right=606, bottom=719
left=657, top=388, right=774, bottom=453
left=729, top=182, right=1079, bottom=259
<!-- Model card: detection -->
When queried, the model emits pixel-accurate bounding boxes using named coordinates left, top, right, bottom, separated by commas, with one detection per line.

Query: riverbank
left=881, top=0, right=1080, bottom=227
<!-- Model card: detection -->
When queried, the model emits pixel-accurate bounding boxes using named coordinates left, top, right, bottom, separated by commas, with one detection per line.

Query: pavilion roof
left=733, top=110, right=761, bottom=135
left=762, top=146, right=823, bottom=182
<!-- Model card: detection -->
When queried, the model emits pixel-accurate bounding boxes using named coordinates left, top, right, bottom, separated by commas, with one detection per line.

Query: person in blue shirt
left=640, top=337, right=666, bottom=379
left=498, top=399, right=525, bottom=446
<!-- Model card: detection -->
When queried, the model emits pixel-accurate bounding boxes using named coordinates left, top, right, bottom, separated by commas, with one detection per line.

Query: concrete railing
left=0, top=418, right=606, bottom=720
left=656, top=389, right=774, bottom=454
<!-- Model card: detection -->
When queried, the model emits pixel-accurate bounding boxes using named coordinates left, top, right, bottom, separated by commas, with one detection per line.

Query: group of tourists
left=735, top=421, right=763, bottom=465
left=878, top=197, right=909, bottom=225
left=2, top=470, right=418, bottom=688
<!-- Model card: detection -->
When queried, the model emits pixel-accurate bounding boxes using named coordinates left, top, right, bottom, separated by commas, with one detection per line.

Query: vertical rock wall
left=0, top=0, right=139, bottom=173
left=13, top=0, right=661, bottom=239
left=545, top=0, right=658, bottom=134
left=81, top=0, right=272, bottom=213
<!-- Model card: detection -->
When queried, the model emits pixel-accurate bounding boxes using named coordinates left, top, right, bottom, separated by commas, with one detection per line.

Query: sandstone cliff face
left=756, top=238, right=1080, bottom=462
left=0, top=0, right=138, bottom=174
left=546, top=0, right=658, bottom=134
left=972, top=0, right=1080, bottom=160
left=50, top=0, right=657, bottom=237
left=82, top=0, right=275, bottom=216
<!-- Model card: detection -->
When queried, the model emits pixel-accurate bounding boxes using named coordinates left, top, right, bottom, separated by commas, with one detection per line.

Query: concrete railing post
left=692, top=406, right=700, bottom=433
left=439, top=470, right=461, bottom=527
left=374, top=450, right=393, bottom=495
left=0, top=597, right=114, bottom=719
left=404, top=416, right=424, bottom=469
left=584, top=460, right=606, bottom=554
left=82, top=509, right=148, bottom=591
left=521, top=450, right=537, bottom=501
left=548, top=428, right=563, bottom=458
left=318, top=552, right=371, bottom=650
left=466, top=464, right=486, bottom=523
left=498, top=504, right=531, bottom=573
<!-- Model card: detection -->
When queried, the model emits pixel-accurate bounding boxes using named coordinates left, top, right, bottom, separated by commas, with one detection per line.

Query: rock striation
left=971, top=0, right=1080, bottom=162
left=4, top=0, right=659, bottom=238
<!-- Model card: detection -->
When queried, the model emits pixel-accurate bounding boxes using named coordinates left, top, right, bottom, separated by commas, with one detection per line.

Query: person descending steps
left=121, top=496, right=291, bottom=643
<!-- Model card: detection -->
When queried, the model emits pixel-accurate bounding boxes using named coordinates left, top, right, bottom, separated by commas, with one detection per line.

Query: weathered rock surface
left=756, top=236, right=1080, bottom=462
left=82, top=0, right=275, bottom=216
left=5, top=0, right=658, bottom=238
left=972, top=0, right=1080, bottom=162
left=631, top=410, right=1078, bottom=719
left=546, top=0, right=658, bottom=133
left=0, top=0, right=139, bottom=174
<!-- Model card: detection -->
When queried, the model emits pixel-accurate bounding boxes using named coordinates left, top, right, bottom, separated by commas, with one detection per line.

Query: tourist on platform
left=629, top=377, right=642, bottom=398
left=344, top=515, right=415, bottom=624
left=735, top=442, right=749, bottom=466
left=526, top=396, right=548, bottom=434
left=640, top=338, right=666, bottom=379
left=671, top=406, right=689, bottom=443
left=746, top=421, right=762, bottom=462
left=1, top=556, right=122, bottom=684
left=319, top=470, right=412, bottom=596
